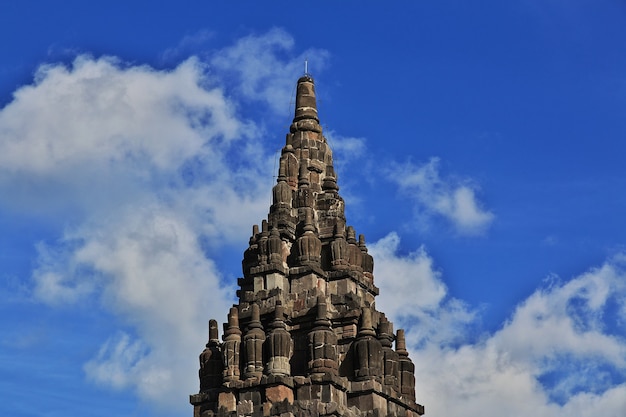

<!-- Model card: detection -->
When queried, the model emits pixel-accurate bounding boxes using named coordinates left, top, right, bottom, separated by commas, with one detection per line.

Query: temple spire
left=291, top=75, right=321, bottom=133
left=191, top=74, right=424, bottom=417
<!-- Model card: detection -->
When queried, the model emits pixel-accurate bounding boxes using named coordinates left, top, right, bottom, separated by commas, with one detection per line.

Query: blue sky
left=1, top=1, right=626, bottom=416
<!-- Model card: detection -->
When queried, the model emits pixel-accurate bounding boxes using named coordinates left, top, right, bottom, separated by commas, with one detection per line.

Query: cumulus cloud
left=6, top=55, right=258, bottom=407
left=4, top=28, right=625, bottom=417
left=388, top=157, right=494, bottom=235
left=373, top=236, right=626, bottom=417
left=0, top=31, right=328, bottom=412
left=0, top=55, right=250, bottom=220
left=69, top=205, right=234, bottom=403
left=371, top=233, right=477, bottom=348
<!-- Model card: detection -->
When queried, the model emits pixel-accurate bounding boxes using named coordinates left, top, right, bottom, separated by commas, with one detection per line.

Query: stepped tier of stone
left=191, top=76, right=424, bottom=417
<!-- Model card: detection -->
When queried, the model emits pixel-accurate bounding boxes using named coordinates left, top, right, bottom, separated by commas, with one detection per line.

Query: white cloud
left=371, top=232, right=477, bottom=348
left=374, top=241, right=626, bottom=417
left=0, top=56, right=240, bottom=175
left=68, top=205, right=234, bottom=404
left=85, top=332, right=148, bottom=390
left=210, top=28, right=330, bottom=114
left=372, top=233, right=446, bottom=313
left=160, top=30, right=215, bottom=64
left=4, top=28, right=625, bottom=417
left=324, top=130, right=366, bottom=159
left=0, top=31, right=330, bottom=412
left=324, top=130, right=367, bottom=176
left=388, top=157, right=494, bottom=235
left=33, top=241, right=97, bottom=305
left=0, top=55, right=249, bottom=220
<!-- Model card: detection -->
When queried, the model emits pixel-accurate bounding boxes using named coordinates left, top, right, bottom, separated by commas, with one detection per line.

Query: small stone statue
left=272, top=159, right=292, bottom=208
left=353, top=307, right=382, bottom=380
left=199, top=319, right=223, bottom=391
left=265, top=301, right=293, bottom=376
left=308, top=295, right=338, bottom=376
left=330, top=222, right=349, bottom=270
left=267, top=223, right=283, bottom=266
left=296, top=208, right=321, bottom=266
left=359, top=234, right=374, bottom=279
left=397, top=329, right=416, bottom=402
left=243, top=303, right=265, bottom=380
left=346, top=226, right=363, bottom=272
left=377, top=317, right=399, bottom=391
left=222, top=307, right=242, bottom=382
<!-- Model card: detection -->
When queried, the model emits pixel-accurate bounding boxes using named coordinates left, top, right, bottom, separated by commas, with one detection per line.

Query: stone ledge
left=289, top=264, right=327, bottom=278
left=309, top=373, right=349, bottom=391
left=250, top=263, right=289, bottom=276
left=348, top=379, right=425, bottom=415
left=262, top=374, right=295, bottom=388
left=189, top=392, right=208, bottom=405
left=327, top=271, right=379, bottom=296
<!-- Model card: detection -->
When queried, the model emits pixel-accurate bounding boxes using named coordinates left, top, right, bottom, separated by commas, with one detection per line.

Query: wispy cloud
left=210, top=28, right=330, bottom=115
left=387, top=157, right=494, bottom=236
left=160, top=30, right=215, bottom=64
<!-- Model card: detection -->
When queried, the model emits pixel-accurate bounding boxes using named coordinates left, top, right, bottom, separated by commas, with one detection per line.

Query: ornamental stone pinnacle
left=190, top=75, right=425, bottom=417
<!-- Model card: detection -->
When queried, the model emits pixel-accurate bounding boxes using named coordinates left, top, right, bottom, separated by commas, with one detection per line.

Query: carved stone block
left=266, top=385, right=294, bottom=404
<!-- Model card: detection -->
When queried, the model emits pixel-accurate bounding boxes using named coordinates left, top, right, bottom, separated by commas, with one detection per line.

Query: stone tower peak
left=191, top=76, right=424, bottom=417
left=291, top=75, right=321, bottom=132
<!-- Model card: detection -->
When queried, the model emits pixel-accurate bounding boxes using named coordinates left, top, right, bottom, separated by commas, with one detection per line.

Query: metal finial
left=304, top=59, right=308, bottom=75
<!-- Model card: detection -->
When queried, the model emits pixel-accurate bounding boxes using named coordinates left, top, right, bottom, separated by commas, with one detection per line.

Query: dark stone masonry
left=190, top=75, right=425, bottom=417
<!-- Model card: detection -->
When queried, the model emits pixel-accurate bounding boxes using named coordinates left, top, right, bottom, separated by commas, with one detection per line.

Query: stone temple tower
left=190, top=75, right=425, bottom=417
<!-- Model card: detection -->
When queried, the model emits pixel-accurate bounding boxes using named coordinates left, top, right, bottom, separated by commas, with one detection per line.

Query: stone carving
left=330, top=222, right=349, bottom=270
left=222, top=307, right=241, bottom=382
left=243, top=303, right=265, bottom=380
left=296, top=208, right=321, bottom=266
left=308, top=295, right=338, bottom=376
left=322, top=164, right=339, bottom=192
left=298, top=159, right=310, bottom=189
left=242, top=225, right=259, bottom=276
left=272, top=159, right=292, bottom=208
left=397, top=328, right=416, bottom=402
left=358, top=234, right=374, bottom=279
left=353, top=306, right=383, bottom=380
left=346, top=226, right=363, bottom=272
left=257, top=220, right=269, bottom=266
left=265, top=301, right=292, bottom=376
left=283, top=147, right=298, bottom=189
left=199, top=319, right=223, bottom=391
left=377, top=317, right=399, bottom=390
left=191, top=74, right=424, bottom=417
left=267, top=223, right=283, bottom=266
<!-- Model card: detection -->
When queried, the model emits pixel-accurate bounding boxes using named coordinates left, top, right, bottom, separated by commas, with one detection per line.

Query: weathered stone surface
left=396, top=329, right=416, bottom=403
left=222, top=307, right=241, bottom=382
left=353, top=307, right=383, bottom=381
left=378, top=317, right=399, bottom=391
left=266, top=384, right=294, bottom=404
left=266, top=301, right=293, bottom=377
left=191, top=75, right=423, bottom=417
left=236, top=399, right=253, bottom=415
left=243, top=303, right=265, bottom=380
left=217, top=391, right=236, bottom=412
left=308, top=295, right=338, bottom=376
left=199, top=319, right=223, bottom=390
